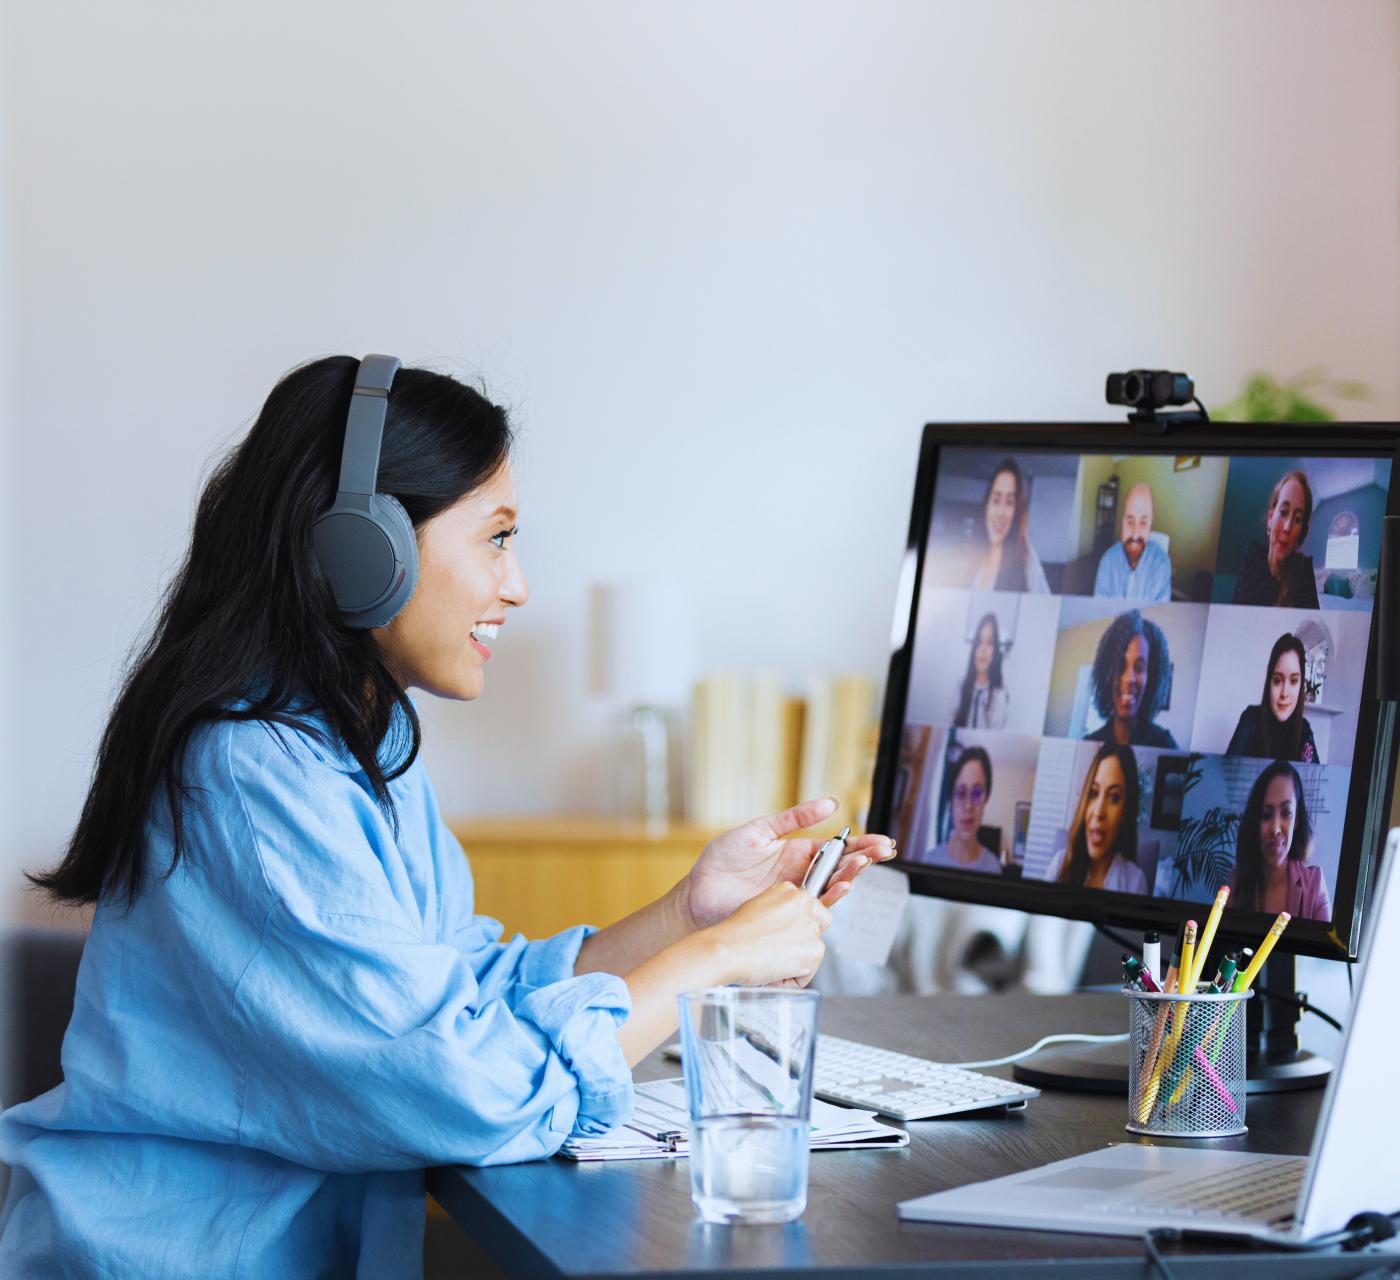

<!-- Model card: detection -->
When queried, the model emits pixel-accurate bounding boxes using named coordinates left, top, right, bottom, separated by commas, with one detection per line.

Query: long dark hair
left=955, top=612, right=1004, bottom=727
left=982, top=458, right=1029, bottom=591
left=31, top=356, right=513, bottom=908
left=1253, top=633, right=1308, bottom=760
left=1057, top=744, right=1140, bottom=887
left=1232, top=760, right=1313, bottom=911
left=1091, top=609, right=1170, bottom=730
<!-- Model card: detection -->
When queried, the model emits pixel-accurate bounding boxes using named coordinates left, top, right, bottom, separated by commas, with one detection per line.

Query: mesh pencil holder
left=1124, top=988, right=1252, bottom=1139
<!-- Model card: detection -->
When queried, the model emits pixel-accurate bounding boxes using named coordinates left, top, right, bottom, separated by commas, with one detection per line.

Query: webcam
left=1106, top=370, right=1195, bottom=412
left=1106, top=369, right=1207, bottom=433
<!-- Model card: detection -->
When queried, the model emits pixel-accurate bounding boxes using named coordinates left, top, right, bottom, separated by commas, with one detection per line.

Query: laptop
left=898, top=829, right=1400, bottom=1244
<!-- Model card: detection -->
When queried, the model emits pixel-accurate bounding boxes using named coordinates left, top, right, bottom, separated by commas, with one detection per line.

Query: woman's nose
left=501, top=554, right=529, bottom=607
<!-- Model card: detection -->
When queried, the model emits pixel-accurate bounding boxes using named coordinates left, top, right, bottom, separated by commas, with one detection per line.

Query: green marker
left=1208, top=952, right=1253, bottom=1068
left=1210, top=954, right=1239, bottom=993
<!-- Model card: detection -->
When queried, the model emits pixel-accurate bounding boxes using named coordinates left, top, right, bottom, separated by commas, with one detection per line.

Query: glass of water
left=677, top=987, right=819, bottom=1225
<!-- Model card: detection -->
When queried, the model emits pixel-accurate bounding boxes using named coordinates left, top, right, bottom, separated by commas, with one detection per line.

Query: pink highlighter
left=1192, top=1046, right=1237, bottom=1114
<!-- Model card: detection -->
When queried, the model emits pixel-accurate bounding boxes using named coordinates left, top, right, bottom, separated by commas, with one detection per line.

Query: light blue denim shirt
left=1092, top=538, right=1173, bottom=603
left=0, top=711, right=634, bottom=1278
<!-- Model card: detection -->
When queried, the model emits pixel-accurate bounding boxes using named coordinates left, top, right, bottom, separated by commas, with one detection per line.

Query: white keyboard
left=810, top=1034, right=1038, bottom=1120
left=664, top=1033, right=1038, bottom=1122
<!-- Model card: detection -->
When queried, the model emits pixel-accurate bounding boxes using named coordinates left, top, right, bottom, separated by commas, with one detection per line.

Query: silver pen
left=802, top=826, right=850, bottom=897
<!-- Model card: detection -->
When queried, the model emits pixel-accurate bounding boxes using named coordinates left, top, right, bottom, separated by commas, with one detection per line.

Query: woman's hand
left=684, top=796, right=897, bottom=931
left=702, top=882, right=832, bottom=987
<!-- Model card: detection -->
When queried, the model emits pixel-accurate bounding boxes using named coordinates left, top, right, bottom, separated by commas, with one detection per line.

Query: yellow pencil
left=1236, top=912, right=1290, bottom=991
left=1176, top=920, right=1198, bottom=995
left=1136, top=921, right=1197, bottom=1122
left=1189, top=886, right=1230, bottom=991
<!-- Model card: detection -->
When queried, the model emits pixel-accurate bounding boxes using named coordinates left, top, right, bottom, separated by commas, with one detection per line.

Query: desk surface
left=429, top=993, right=1379, bottom=1279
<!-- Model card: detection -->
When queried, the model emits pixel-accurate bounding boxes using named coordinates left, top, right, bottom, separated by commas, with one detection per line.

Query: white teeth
left=472, top=622, right=499, bottom=640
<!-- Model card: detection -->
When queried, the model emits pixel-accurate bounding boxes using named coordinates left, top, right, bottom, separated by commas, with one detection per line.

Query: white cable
left=946, top=1031, right=1130, bottom=1070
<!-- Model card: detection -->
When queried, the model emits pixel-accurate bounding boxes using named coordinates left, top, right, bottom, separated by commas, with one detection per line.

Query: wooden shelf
left=445, top=815, right=723, bottom=941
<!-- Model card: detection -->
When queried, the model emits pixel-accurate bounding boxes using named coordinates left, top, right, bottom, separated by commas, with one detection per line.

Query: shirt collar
left=263, top=697, right=416, bottom=775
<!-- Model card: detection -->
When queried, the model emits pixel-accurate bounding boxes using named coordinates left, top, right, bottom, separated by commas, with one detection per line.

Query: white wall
left=2, top=0, right=1398, bottom=930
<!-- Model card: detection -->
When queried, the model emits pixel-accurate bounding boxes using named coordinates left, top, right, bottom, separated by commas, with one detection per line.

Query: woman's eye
left=490, top=526, right=518, bottom=549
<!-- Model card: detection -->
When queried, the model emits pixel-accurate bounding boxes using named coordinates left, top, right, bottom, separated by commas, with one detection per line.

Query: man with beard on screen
left=1093, top=482, right=1172, bottom=603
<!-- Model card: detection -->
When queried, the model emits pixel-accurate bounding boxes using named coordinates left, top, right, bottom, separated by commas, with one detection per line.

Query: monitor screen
left=871, top=424, right=1399, bottom=960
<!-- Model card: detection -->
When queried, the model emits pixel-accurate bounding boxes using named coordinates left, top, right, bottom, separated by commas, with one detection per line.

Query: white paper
left=829, top=864, right=910, bottom=967
left=559, top=1075, right=907, bottom=1160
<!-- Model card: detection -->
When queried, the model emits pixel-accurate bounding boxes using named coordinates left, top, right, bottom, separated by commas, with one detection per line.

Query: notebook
left=560, top=1076, right=908, bottom=1161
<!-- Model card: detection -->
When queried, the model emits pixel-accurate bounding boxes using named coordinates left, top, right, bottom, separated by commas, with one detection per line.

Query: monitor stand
left=1011, top=955, right=1334, bottom=1095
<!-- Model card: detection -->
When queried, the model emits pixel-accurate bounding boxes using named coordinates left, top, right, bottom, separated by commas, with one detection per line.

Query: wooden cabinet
left=444, top=816, right=723, bottom=940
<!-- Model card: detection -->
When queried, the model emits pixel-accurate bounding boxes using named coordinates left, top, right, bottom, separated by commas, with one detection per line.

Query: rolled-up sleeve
left=223, top=732, right=634, bottom=1172
left=231, top=904, right=633, bottom=1171
left=513, top=971, right=634, bottom=1137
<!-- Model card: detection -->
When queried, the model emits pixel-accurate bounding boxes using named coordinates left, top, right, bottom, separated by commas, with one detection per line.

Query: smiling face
left=373, top=463, right=528, bottom=700
left=1266, top=476, right=1308, bottom=567
left=984, top=469, right=1018, bottom=548
left=1120, top=484, right=1154, bottom=570
left=1258, top=773, right=1298, bottom=869
left=1084, top=755, right=1127, bottom=862
left=1115, top=633, right=1150, bottom=725
left=972, top=620, right=995, bottom=681
left=950, top=757, right=989, bottom=838
left=1270, top=648, right=1303, bottom=723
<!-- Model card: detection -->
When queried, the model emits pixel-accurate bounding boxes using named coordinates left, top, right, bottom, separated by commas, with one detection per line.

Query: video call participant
left=1232, top=468, right=1320, bottom=608
left=1225, top=633, right=1319, bottom=763
left=1044, top=744, right=1149, bottom=894
left=1230, top=760, right=1331, bottom=922
left=1084, top=609, right=1177, bottom=748
left=968, top=458, right=1050, bottom=594
left=1093, top=482, right=1172, bottom=603
left=954, top=613, right=1009, bottom=729
left=927, top=746, right=1002, bottom=874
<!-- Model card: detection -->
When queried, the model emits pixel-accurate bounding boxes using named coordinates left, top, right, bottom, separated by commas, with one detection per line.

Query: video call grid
left=891, top=447, right=1391, bottom=924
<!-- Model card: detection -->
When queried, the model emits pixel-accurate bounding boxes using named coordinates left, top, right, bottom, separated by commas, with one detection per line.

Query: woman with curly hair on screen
left=1230, top=760, right=1331, bottom=922
left=1084, top=608, right=1177, bottom=748
left=1044, top=743, right=1149, bottom=894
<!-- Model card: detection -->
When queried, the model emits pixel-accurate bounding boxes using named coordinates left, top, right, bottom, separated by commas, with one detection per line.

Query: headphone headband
left=312, top=353, right=419, bottom=629
left=335, top=353, right=402, bottom=498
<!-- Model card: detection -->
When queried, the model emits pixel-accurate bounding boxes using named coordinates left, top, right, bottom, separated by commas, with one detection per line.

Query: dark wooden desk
left=430, top=994, right=1387, bottom=1279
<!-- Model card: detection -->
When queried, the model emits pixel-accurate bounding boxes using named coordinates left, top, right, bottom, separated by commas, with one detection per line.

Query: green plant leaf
left=1212, top=369, right=1369, bottom=423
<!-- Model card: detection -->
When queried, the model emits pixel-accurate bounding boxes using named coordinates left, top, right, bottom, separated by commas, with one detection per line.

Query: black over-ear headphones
left=311, top=354, right=419, bottom=628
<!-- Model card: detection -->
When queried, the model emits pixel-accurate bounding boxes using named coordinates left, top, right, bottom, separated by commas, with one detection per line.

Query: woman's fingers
left=751, top=795, right=839, bottom=842
left=849, top=833, right=898, bottom=861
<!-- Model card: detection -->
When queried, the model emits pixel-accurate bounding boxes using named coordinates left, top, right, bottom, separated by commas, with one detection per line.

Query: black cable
left=1149, top=1209, right=1399, bottom=1264
left=1143, top=1228, right=1180, bottom=1280
left=1093, top=921, right=1139, bottom=957
left=1192, top=395, right=1211, bottom=421
left=1254, top=983, right=1345, bottom=1033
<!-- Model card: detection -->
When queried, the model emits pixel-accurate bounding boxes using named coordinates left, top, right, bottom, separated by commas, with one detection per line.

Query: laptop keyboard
left=1092, top=1156, right=1303, bottom=1224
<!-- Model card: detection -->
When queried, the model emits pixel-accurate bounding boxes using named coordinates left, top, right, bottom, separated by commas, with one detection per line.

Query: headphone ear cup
left=358, top=494, right=418, bottom=629
left=312, top=495, right=419, bottom=629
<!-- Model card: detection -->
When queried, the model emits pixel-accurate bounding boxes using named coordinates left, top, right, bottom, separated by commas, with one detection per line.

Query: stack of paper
left=559, top=1077, right=908, bottom=1162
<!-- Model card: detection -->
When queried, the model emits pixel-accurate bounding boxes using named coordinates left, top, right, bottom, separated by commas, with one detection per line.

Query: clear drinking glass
left=676, top=987, right=820, bottom=1225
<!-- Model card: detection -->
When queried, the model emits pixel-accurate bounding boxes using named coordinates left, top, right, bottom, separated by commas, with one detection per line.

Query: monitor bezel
left=869, top=420, right=1400, bottom=962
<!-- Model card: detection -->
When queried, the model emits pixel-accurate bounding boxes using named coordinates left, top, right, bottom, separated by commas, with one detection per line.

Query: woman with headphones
left=0, top=356, right=895, bottom=1277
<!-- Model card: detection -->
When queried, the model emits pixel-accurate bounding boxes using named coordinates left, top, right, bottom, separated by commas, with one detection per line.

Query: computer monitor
left=869, top=421, right=1399, bottom=973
